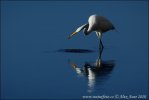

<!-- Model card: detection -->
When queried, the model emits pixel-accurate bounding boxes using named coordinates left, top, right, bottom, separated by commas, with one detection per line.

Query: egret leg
left=100, top=38, right=104, bottom=49
left=96, top=32, right=104, bottom=50
left=99, top=46, right=103, bottom=59
left=98, top=38, right=104, bottom=50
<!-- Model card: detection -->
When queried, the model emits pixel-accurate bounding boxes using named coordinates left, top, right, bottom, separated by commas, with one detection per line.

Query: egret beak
left=67, top=31, right=77, bottom=39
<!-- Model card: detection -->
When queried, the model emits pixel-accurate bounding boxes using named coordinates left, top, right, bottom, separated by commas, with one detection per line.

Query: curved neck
left=83, top=28, right=92, bottom=35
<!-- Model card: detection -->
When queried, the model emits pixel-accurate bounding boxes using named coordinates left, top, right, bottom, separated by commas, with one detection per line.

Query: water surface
left=1, top=1, right=148, bottom=99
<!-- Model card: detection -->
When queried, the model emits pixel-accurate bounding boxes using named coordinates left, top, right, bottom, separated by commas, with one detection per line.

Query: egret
left=68, top=14, right=116, bottom=49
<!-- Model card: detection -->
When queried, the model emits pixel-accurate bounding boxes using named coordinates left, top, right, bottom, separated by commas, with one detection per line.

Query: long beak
left=67, top=31, right=77, bottom=39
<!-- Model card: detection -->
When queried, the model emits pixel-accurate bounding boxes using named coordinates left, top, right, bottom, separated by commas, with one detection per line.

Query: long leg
left=99, top=45, right=103, bottom=59
left=100, top=38, right=104, bottom=49
left=96, top=32, right=104, bottom=50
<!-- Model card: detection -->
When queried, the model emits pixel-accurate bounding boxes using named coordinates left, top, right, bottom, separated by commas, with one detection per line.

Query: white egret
left=68, top=14, right=116, bottom=49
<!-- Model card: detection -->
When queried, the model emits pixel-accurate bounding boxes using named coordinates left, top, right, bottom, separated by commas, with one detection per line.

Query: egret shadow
left=42, top=48, right=95, bottom=54
left=57, top=49, right=95, bottom=53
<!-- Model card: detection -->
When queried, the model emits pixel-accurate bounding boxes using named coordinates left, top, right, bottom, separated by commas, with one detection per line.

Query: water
left=1, top=1, right=148, bottom=99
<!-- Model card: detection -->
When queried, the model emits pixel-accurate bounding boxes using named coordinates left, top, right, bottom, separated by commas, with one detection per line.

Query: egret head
left=83, top=28, right=88, bottom=34
left=83, top=24, right=90, bottom=35
left=68, top=24, right=89, bottom=39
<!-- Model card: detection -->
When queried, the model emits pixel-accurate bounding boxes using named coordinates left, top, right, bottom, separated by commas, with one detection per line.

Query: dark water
left=1, top=1, right=148, bottom=99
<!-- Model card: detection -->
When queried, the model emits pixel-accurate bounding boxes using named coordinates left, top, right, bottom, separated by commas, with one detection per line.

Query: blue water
left=1, top=1, right=148, bottom=99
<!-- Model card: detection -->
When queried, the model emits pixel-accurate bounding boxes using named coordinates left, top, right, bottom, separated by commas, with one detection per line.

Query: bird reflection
left=69, top=50, right=115, bottom=93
